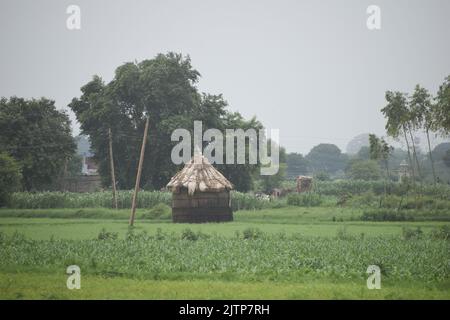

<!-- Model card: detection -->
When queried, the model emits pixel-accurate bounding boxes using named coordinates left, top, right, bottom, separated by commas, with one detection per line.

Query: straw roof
left=167, top=154, right=233, bottom=195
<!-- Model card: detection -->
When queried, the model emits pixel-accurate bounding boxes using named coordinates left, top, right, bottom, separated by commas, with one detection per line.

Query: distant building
left=58, top=135, right=101, bottom=192
left=81, top=154, right=98, bottom=175
left=398, top=160, right=410, bottom=180
left=76, top=135, right=98, bottom=176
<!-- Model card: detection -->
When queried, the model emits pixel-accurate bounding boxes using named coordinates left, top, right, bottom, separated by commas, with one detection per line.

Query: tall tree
left=70, top=53, right=262, bottom=191
left=381, top=91, right=416, bottom=182
left=409, top=85, right=437, bottom=183
left=434, top=75, right=450, bottom=135
left=0, top=152, right=22, bottom=206
left=0, top=97, right=76, bottom=190
left=306, top=143, right=347, bottom=175
left=286, top=152, right=308, bottom=178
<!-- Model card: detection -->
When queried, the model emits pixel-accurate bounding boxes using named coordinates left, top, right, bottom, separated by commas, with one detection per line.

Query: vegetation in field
left=7, top=190, right=288, bottom=211
left=0, top=229, right=448, bottom=285
left=0, top=152, right=22, bottom=206
left=1, top=205, right=449, bottom=299
left=0, top=97, right=76, bottom=191
left=2, top=272, right=449, bottom=300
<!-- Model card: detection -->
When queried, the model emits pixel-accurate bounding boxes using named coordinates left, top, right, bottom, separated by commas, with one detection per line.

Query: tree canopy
left=69, top=53, right=263, bottom=191
left=305, top=143, right=347, bottom=175
left=0, top=97, right=75, bottom=190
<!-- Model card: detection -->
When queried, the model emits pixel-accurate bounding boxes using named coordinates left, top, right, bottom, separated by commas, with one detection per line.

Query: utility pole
left=129, top=116, right=150, bottom=226
left=108, top=128, right=118, bottom=209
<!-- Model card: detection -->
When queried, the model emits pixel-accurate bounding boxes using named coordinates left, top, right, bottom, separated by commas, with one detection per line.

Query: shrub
left=242, top=227, right=264, bottom=240
left=402, top=227, right=423, bottom=240
left=430, top=225, right=450, bottom=240
left=314, top=171, right=330, bottom=181
left=142, top=203, right=171, bottom=219
left=97, top=228, right=118, bottom=240
left=336, top=226, right=354, bottom=240
left=287, top=193, right=323, bottom=207
left=0, top=152, right=22, bottom=207
left=181, top=228, right=198, bottom=241
left=362, top=209, right=409, bottom=221
left=230, top=191, right=285, bottom=211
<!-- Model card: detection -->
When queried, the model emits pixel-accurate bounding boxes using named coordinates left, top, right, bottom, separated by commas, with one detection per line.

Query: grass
left=0, top=206, right=449, bottom=299
left=1, top=272, right=448, bottom=300
left=0, top=207, right=448, bottom=240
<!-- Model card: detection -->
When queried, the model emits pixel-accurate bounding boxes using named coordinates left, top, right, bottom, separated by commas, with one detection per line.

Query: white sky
left=1, top=0, right=449, bottom=154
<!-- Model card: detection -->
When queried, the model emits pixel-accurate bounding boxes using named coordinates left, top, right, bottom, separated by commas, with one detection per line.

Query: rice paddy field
left=0, top=197, right=449, bottom=300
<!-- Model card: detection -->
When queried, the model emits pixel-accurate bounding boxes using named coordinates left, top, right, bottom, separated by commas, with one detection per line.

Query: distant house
left=58, top=135, right=101, bottom=192
left=81, top=154, right=98, bottom=175
left=398, top=160, right=410, bottom=180
left=76, top=135, right=98, bottom=176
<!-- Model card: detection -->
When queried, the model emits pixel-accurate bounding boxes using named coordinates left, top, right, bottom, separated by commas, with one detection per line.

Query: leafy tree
left=432, top=142, right=450, bottom=162
left=313, top=171, right=330, bottom=181
left=434, top=75, right=450, bottom=135
left=0, top=97, right=76, bottom=190
left=259, top=146, right=286, bottom=193
left=381, top=91, right=416, bottom=181
left=70, top=53, right=262, bottom=191
left=305, top=143, right=347, bottom=175
left=346, top=160, right=381, bottom=181
left=216, top=111, right=264, bottom=192
left=286, top=152, right=308, bottom=178
left=409, top=85, right=437, bottom=183
left=356, top=146, right=370, bottom=160
left=0, top=152, right=22, bottom=206
left=66, top=153, right=83, bottom=177
left=444, top=150, right=450, bottom=168
left=369, top=134, right=392, bottom=178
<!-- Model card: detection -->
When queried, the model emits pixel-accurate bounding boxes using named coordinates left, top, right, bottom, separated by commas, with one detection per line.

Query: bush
left=0, top=152, right=22, bottom=207
left=142, top=203, right=171, bottom=219
left=8, top=190, right=172, bottom=209
left=336, top=226, right=354, bottom=240
left=402, top=227, right=423, bottom=240
left=242, top=227, right=264, bottom=240
left=314, top=171, right=330, bottom=181
left=287, top=193, right=323, bottom=207
left=346, top=160, right=381, bottom=181
left=97, top=228, right=118, bottom=240
left=181, top=228, right=199, bottom=241
left=230, top=191, right=286, bottom=211
left=314, top=180, right=450, bottom=198
left=430, top=225, right=450, bottom=240
left=362, top=209, right=408, bottom=221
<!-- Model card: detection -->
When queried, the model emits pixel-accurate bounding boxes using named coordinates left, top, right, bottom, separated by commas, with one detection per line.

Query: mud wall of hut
left=172, top=189, right=233, bottom=223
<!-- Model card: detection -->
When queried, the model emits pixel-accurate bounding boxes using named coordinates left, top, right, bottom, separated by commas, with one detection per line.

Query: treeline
left=284, top=76, right=450, bottom=184
left=0, top=53, right=266, bottom=206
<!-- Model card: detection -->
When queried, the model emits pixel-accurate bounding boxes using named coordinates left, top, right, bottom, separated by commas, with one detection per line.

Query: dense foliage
left=69, top=53, right=262, bottom=192
left=0, top=97, right=76, bottom=190
left=0, top=152, right=22, bottom=206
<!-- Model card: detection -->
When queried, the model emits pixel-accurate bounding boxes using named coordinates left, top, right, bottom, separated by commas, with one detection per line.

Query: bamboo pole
left=108, top=128, right=118, bottom=209
left=129, top=116, right=150, bottom=226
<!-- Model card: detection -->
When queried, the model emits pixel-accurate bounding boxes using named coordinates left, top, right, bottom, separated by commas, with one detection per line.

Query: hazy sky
left=1, top=0, right=449, bottom=154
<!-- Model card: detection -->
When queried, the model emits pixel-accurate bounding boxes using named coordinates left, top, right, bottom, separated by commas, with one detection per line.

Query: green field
left=0, top=206, right=449, bottom=299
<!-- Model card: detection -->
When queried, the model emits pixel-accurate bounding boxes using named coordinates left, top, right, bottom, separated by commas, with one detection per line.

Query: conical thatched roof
left=167, top=154, right=233, bottom=195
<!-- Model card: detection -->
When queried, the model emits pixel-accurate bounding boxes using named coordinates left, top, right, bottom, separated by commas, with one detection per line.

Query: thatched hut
left=166, top=154, right=233, bottom=223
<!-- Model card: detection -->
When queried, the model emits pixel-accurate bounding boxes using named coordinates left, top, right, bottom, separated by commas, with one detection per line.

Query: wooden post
left=108, top=128, right=118, bottom=209
left=129, top=116, right=150, bottom=226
